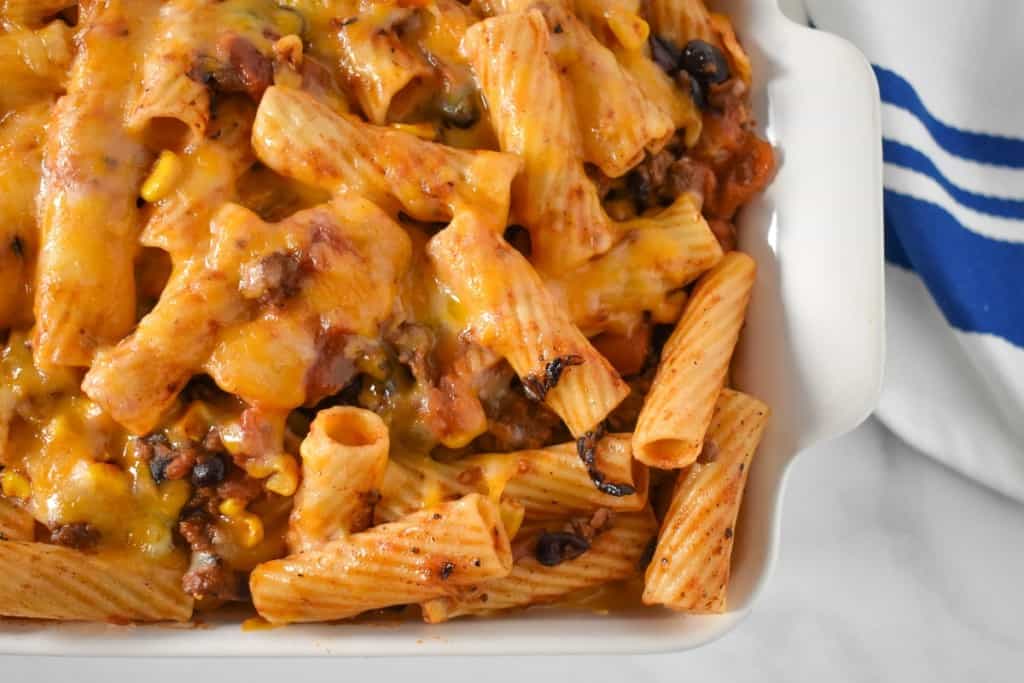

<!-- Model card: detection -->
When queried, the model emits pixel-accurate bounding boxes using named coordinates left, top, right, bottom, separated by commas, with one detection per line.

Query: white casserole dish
left=0, top=0, right=884, bottom=656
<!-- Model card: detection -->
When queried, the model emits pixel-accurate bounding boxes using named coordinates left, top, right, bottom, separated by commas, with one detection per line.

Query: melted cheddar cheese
left=0, top=0, right=774, bottom=622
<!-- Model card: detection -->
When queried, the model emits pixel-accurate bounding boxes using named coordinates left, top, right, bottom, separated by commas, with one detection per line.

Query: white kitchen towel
left=802, top=0, right=1024, bottom=501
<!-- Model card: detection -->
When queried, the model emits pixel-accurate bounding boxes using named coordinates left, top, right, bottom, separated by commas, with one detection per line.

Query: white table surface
left=3, top=418, right=1023, bottom=682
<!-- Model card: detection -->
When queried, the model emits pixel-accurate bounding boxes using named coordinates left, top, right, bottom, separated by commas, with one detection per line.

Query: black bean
left=680, top=40, right=730, bottom=85
left=149, top=454, right=173, bottom=485
left=144, top=434, right=175, bottom=484
left=440, top=95, right=479, bottom=129
left=649, top=34, right=682, bottom=74
left=191, top=454, right=226, bottom=488
left=503, top=224, right=532, bottom=258
left=535, top=531, right=590, bottom=566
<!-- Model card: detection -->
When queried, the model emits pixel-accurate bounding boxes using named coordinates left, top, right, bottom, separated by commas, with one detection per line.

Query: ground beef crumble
left=48, top=522, right=101, bottom=551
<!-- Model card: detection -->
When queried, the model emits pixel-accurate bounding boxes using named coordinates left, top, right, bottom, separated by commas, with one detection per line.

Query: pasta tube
left=646, top=0, right=718, bottom=47
left=0, top=543, right=193, bottom=622
left=0, top=498, right=34, bottom=541
left=335, top=3, right=433, bottom=124
left=125, top=0, right=216, bottom=144
left=615, top=46, right=703, bottom=145
left=0, top=102, right=50, bottom=329
left=551, top=193, right=724, bottom=335
left=376, top=434, right=649, bottom=523
left=84, top=197, right=410, bottom=433
left=33, top=0, right=160, bottom=369
left=462, top=10, right=616, bottom=273
left=0, top=20, right=73, bottom=110
left=251, top=493, right=513, bottom=623
left=422, top=508, right=657, bottom=621
left=428, top=210, right=629, bottom=437
left=288, top=407, right=390, bottom=553
left=633, top=251, right=755, bottom=468
left=251, top=85, right=522, bottom=223
left=542, top=3, right=673, bottom=176
left=0, top=0, right=75, bottom=30
left=139, top=99, right=256, bottom=262
left=643, top=388, right=768, bottom=612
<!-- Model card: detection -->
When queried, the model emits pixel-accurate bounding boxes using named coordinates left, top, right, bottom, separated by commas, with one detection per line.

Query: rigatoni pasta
left=633, top=252, right=756, bottom=469
left=422, top=508, right=658, bottom=621
left=461, top=9, right=616, bottom=274
left=251, top=493, right=512, bottom=623
left=643, top=389, right=768, bottom=612
left=251, top=85, right=522, bottom=223
left=287, top=407, right=389, bottom=552
left=0, top=543, right=193, bottom=622
left=334, top=4, right=434, bottom=124
left=0, top=0, right=774, bottom=627
left=0, top=1, right=75, bottom=30
left=540, top=2, right=674, bottom=177
left=375, top=434, right=649, bottom=523
left=83, top=196, right=412, bottom=434
left=0, top=497, right=34, bottom=541
left=427, top=210, right=629, bottom=437
left=551, top=192, right=723, bottom=335
left=33, top=0, right=159, bottom=369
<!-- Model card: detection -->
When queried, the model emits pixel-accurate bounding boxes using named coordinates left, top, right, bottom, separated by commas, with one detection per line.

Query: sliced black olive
left=576, top=426, right=637, bottom=497
left=522, top=354, right=583, bottom=402
left=535, top=531, right=590, bottom=566
left=649, top=34, right=682, bottom=74
left=680, top=39, right=730, bottom=85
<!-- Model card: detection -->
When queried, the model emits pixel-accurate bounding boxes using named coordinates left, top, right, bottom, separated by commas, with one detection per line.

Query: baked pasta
left=0, top=0, right=775, bottom=625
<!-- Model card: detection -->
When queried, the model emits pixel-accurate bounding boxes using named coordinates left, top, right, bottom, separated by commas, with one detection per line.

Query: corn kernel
left=84, top=462, right=132, bottom=496
left=238, top=513, right=264, bottom=548
left=390, top=122, right=438, bottom=141
left=140, top=150, right=183, bottom=203
left=219, top=497, right=246, bottom=518
left=265, top=455, right=299, bottom=496
left=217, top=498, right=264, bottom=548
left=606, top=10, right=650, bottom=52
left=1, top=471, right=31, bottom=499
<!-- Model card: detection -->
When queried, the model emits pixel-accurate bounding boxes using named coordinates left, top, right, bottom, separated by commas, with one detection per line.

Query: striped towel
left=803, top=0, right=1024, bottom=501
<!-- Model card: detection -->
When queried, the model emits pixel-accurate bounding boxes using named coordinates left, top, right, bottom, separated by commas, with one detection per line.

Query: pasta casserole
left=0, top=0, right=774, bottom=625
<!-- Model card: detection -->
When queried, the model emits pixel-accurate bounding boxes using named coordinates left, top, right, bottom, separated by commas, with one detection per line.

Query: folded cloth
left=802, top=0, right=1024, bottom=501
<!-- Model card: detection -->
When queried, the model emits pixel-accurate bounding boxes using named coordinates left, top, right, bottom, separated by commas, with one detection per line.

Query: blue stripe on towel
left=883, top=140, right=1024, bottom=219
left=884, top=190, right=1024, bottom=348
left=874, top=66, right=1024, bottom=169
